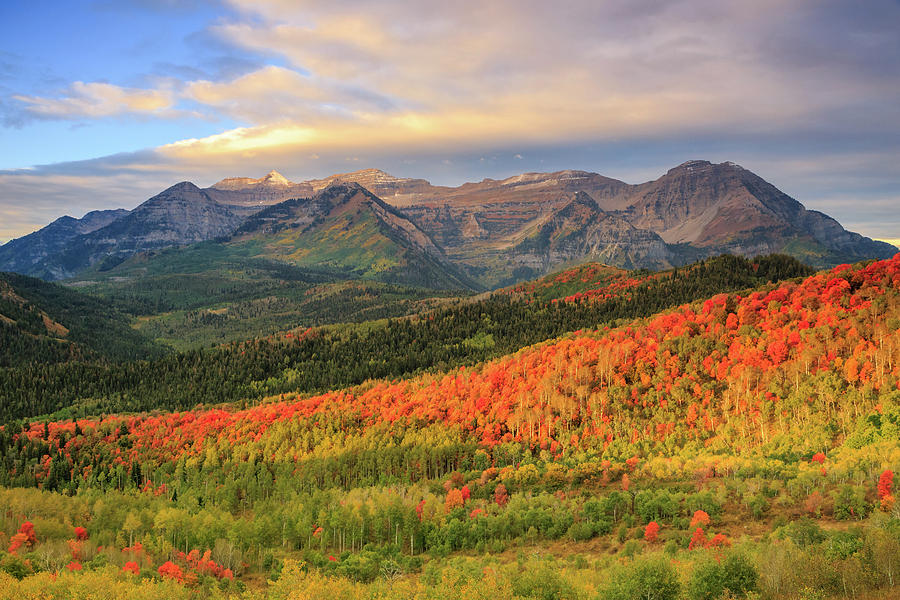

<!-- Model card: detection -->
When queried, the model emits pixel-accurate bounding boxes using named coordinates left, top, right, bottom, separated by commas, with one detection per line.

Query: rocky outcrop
left=206, top=170, right=313, bottom=208
left=511, top=192, right=673, bottom=271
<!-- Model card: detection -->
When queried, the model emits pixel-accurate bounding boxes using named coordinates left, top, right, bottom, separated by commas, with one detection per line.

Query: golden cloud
left=14, top=82, right=176, bottom=119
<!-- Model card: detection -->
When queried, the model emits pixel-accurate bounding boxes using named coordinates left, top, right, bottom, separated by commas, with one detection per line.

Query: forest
left=0, top=254, right=813, bottom=423
left=0, top=253, right=898, bottom=599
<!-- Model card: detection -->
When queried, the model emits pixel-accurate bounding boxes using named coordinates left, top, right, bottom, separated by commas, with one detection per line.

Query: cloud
left=1, top=0, right=899, bottom=243
left=13, top=81, right=178, bottom=120
left=182, top=65, right=393, bottom=123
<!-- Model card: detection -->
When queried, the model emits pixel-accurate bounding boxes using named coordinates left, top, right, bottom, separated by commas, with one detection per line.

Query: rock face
left=1, top=161, right=895, bottom=286
left=231, top=182, right=474, bottom=289
left=307, top=168, right=439, bottom=200
left=618, top=160, right=897, bottom=263
left=511, top=192, right=673, bottom=272
left=206, top=170, right=313, bottom=209
left=15, top=183, right=245, bottom=280
left=0, top=209, right=129, bottom=277
left=363, top=161, right=896, bottom=279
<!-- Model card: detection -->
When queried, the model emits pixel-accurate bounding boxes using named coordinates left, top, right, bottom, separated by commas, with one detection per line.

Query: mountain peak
left=666, top=160, right=746, bottom=176
left=210, top=171, right=295, bottom=191
left=261, top=170, right=290, bottom=185
left=163, top=181, right=202, bottom=194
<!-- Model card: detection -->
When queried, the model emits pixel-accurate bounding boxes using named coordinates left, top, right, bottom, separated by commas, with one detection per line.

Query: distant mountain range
left=1, top=160, right=895, bottom=288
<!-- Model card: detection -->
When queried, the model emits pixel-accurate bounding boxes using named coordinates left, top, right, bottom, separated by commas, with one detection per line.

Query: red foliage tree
left=8, top=521, right=37, bottom=554
left=158, top=560, right=184, bottom=582
left=494, top=483, right=509, bottom=507
left=644, top=521, right=660, bottom=543
left=66, top=561, right=82, bottom=571
left=878, top=469, right=895, bottom=511
left=67, top=539, right=83, bottom=560
left=688, top=527, right=707, bottom=550
left=445, top=488, right=465, bottom=511
left=7, top=533, right=29, bottom=554
left=123, top=561, right=140, bottom=575
left=689, top=510, right=710, bottom=529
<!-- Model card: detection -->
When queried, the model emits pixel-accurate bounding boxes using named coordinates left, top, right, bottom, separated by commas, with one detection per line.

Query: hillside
left=0, top=272, right=165, bottom=367
left=0, top=254, right=813, bottom=423
left=31, top=253, right=896, bottom=463
left=64, top=239, right=463, bottom=350
left=0, top=255, right=897, bottom=600
left=227, top=182, right=475, bottom=290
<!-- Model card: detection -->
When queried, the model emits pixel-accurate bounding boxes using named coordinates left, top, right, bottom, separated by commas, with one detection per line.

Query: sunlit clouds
left=14, top=82, right=178, bottom=120
left=1, top=0, right=899, bottom=242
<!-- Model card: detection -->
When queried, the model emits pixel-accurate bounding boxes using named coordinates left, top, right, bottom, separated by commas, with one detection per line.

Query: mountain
left=0, top=271, right=165, bottom=367
left=0, top=209, right=129, bottom=275
left=206, top=169, right=313, bottom=209
left=227, top=182, right=476, bottom=289
left=508, top=191, right=673, bottom=275
left=337, top=162, right=895, bottom=280
left=618, top=160, right=897, bottom=265
left=1, top=161, right=895, bottom=286
left=23, top=182, right=246, bottom=280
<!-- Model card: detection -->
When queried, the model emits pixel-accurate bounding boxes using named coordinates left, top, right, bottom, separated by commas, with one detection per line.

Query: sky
left=1, top=0, right=899, bottom=246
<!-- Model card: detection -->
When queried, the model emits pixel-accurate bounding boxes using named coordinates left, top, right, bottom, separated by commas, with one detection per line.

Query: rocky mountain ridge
left=1, top=161, right=895, bottom=287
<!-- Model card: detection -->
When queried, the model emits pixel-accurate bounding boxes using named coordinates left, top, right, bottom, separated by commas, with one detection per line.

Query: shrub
left=747, top=494, right=769, bottom=519
left=645, top=521, right=660, bottom=543
left=567, top=521, right=595, bottom=542
left=720, top=553, right=759, bottom=597
left=832, top=485, right=870, bottom=520
left=511, top=562, right=574, bottom=600
left=689, top=553, right=758, bottom=600
left=776, top=517, right=826, bottom=547
left=602, top=556, right=681, bottom=600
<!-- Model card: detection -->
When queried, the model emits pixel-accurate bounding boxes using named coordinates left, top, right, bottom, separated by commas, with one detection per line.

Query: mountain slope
left=509, top=191, right=673, bottom=274
left=9, top=252, right=899, bottom=475
left=0, top=271, right=165, bottom=367
left=619, top=160, right=897, bottom=266
left=0, top=253, right=816, bottom=422
left=229, top=182, right=477, bottom=289
left=0, top=209, right=129, bottom=276
left=3, top=254, right=898, bottom=599
left=30, top=182, right=246, bottom=280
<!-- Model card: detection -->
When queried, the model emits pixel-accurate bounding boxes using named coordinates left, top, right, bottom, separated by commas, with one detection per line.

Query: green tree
left=602, top=556, right=681, bottom=600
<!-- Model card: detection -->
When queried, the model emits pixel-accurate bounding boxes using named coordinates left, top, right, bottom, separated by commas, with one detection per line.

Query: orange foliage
left=688, top=527, right=707, bottom=550
left=690, top=510, right=710, bottom=529
left=644, top=521, right=660, bottom=543
left=445, top=488, right=465, bottom=511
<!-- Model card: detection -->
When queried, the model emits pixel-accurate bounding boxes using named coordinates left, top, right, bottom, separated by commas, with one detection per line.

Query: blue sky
left=1, top=0, right=899, bottom=246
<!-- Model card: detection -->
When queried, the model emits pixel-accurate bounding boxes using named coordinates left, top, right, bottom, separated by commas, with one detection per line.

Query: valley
left=0, top=163, right=897, bottom=600
left=0, top=250, right=898, bottom=600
